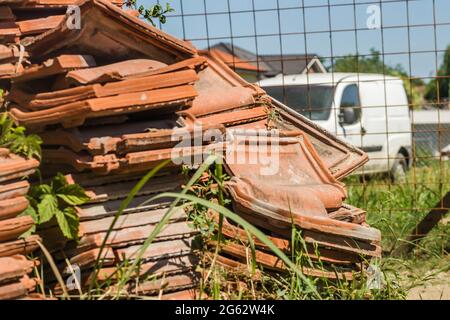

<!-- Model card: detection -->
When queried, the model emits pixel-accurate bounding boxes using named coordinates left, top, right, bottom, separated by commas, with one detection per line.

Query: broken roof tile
left=17, top=14, right=64, bottom=36
left=65, top=59, right=168, bottom=85
left=12, top=54, right=96, bottom=82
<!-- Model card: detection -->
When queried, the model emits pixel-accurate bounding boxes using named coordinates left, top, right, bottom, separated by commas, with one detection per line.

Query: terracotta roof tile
left=9, top=84, right=198, bottom=129
left=24, top=0, right=197, bottom=62
left=0, top=275, right=38, bottom=300
left=0, top=196, right=29, bottom=221
left=0, top=235, right=40, bottom=257
left=17, top=14, right=64, bottom=36
left=0, top=216, right=35, bottom=242
left=116, top=237, right=196, bottom=263
left=97, top=255, right=197, bottom=282
left=207, top=48, right=266, bottom=72
left=0, top=255, right=36, bottom=284
left=0, top=180, right=30, bottom=201
left=12, top=54, right=96, bottom=82
left=41, top=143, right=209, bottom=175
left=270, top=100, right=369, bottom=179
left=130, top=272, right=198, bottom=295
left=0, top=148, right=39, bottom=183
left=65, top=59, right=168, bottom=85
left=39, top=120, right=223, bottom=156
left=10, top=69, right=198, bottom=110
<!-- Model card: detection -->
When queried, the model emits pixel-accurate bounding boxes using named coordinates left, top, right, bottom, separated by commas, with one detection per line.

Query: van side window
left=340, top=84, right=361, bottom=125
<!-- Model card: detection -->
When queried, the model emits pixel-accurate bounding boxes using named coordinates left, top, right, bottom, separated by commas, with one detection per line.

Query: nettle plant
left=24, top=173, right=90, bottom=240
left=126, top=0, right=174, bottom=26
left=0, top=111, right=89, bottom=241
left=0, top=112, right=42, bottom=160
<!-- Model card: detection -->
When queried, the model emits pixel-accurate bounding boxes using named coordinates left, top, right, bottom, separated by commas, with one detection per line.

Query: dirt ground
left=407, top=271, right=450, bottom=300
left=406, top=218, right=449, bottom=300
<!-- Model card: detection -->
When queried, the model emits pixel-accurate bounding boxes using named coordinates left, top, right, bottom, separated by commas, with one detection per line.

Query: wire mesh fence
left=150, top=0, right=449, bottom=253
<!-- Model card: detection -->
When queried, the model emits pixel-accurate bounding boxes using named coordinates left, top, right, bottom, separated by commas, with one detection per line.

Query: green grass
left=345, top=161, right=449, bottom=256
left=344, top=161, right=449, bottom=298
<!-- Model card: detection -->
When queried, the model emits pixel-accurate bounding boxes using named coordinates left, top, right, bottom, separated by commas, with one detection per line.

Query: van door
left=358, top=81, right=390, bottom=173
left=335, top=83, right=364, bottom=149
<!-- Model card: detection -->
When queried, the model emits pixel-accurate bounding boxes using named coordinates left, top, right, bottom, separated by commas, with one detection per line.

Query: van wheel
left=390, top=153, right=408, bottom=183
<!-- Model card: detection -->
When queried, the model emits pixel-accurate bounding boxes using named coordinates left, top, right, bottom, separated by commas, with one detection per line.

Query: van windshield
left=262, top=85, right=334, bottom=121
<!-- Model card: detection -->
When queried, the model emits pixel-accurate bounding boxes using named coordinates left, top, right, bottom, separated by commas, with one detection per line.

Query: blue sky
left=140, top=0, right=450, bottom=80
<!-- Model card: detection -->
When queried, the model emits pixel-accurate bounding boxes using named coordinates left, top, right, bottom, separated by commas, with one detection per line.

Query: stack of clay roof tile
left=1, top=0, right=209, bottom=299
left=0, top=0, right=124, bottom=80
left=0, top=0, right=380, bottom=299
left=0, top=148, right=41, bottom=299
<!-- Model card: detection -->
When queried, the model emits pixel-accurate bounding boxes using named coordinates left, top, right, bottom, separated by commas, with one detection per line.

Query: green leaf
left=37, top=194, right=59, bottom=223
left=55, top=207, right=79, bottom=241
left=52, top=172, right=69, bottom=193
left=30, top=184, right=52, bottom=199
left=57, top=184, right=90, bottom=206
left=0, top=113, right=42, bottom=159
left=18, top=205, right=38, bottom=238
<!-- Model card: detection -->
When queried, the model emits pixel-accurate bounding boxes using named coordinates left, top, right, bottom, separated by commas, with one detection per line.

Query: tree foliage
left=332, top=49, right=425, bottom=108
left=126, top=0, right=174, bottom=26
left=424, top=45, right=450, bottom=104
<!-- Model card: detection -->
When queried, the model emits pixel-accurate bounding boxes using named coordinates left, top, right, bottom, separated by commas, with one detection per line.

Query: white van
left=259, top=73, right=412, bottom=180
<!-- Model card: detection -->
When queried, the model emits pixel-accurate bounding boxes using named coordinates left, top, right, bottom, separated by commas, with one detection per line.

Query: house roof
left=208, top=42, right=324, bottom=76
left=259, top=54, right=325, bottom=76
left=208, top=49, right=265, bottom=72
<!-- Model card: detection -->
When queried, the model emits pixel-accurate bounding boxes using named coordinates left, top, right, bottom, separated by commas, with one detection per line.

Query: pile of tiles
left=0, top=0, right=382, bottom=299
left=0, top=148, right=41, bottom=299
